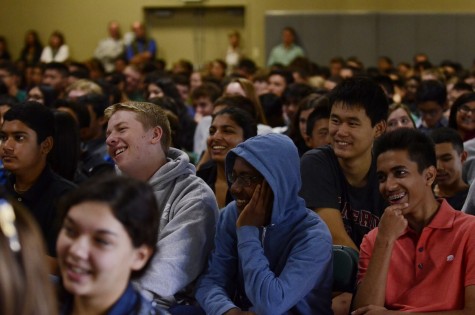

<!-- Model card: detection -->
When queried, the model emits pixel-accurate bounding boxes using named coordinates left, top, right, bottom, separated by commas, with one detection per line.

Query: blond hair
left=66, top=79, right=103, bottom=95
left=104, top=101, right=171, bottom=153
left=0, top=200, right=58, bottom=315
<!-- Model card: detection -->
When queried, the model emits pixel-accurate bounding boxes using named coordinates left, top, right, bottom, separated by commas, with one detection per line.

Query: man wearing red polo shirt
left=353, top=128, right=475, bottom=314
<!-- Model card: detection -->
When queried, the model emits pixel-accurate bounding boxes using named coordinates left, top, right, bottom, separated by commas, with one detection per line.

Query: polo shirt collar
left=402, top=199, right=456, bottom=235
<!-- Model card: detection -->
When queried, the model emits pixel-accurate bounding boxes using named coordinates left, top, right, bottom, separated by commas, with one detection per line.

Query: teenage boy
left=304, top=96, right=331, bottom=149
left=42, top=62, right=69, bottom=99
left=353, top=128, right=475, bottom=314
left=105, top=101, right=218, bottom=309
left=0, top=101, right=76, bottom=255
left=192, top=82, right=222, bottom=157
left=300, top=77, right=388, bottom=251
left=300, top=77, right=387, bottom=315
left=416, top=79, right=448, bottom=133
left=430, top=127, right=469, bottom=210
left=196, top=133, right=333, bottom=315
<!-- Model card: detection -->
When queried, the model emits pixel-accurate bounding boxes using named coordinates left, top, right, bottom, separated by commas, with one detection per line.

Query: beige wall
left=1, top=0, right=475, bottom=67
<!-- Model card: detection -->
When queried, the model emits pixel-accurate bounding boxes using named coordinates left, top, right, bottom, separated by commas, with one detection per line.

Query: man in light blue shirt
left=267, top=26, right=305, bottom=67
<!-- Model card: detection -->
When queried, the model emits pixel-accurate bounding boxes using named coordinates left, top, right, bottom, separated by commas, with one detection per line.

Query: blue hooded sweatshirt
left=195, top=133, right=333, bottom=315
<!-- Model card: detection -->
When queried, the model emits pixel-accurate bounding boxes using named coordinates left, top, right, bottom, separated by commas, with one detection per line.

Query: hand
left=377, top=203, right=408, bottom=244
left=351, top=304, right=389, bottom=315
left=224, top=308, right=257, bottom=315
left=236, top=180, right=273, bottom=228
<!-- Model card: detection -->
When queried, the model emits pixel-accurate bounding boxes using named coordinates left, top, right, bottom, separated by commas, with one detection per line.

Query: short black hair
left=306, top=96, right=330, bottom=136
left=43, top=62, right=69, bottom=77
left=328, top=76, right=389, bottom=127
left=58, top=175, right=160, bottom=278
left=415, top=80, right=447, bottom=106
left=76, top=93, right=109, bottom=119
left=430, top=127, right=464, bottom=155
left=191, top=82, right=222, bottom=103
left=3, top=101, right=54, bottom=144
left=283, top=83, right=315, bottom=105
left=269, top=69, right=294, bottom=86
left=374, top=128, right=436, bottom=173
left=0, top=62, right=19, bottom=76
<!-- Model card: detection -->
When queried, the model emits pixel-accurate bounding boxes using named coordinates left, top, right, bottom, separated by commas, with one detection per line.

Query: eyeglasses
left=0, top=199, right=21, bottom=252
left=227, top=173, right=261, bottom=187
left=458, top=105, right=475, bottom=115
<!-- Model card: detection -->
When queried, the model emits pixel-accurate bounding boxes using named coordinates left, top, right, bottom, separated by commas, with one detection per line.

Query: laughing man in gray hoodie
left=105, top=101, right=219, bottom=309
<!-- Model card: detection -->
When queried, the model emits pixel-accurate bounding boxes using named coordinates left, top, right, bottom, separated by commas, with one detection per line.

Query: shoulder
left=44, top=169, right=77, bottom=193
left=301, top=146, right=338, bottom=169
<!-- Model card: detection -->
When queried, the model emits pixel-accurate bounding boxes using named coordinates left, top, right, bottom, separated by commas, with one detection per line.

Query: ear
left=373, top=120, right=387, bottom=139
left=303, top=134, right=313, bottom=148
left=150, top=126, right=163, bottom=145
left=461, top=150, right=468, bottom=163
left=423, top=166, right=437, bottom=187
left=130, top=245, right=153, bottom=271
left=41, top=136, right=53, bottom=155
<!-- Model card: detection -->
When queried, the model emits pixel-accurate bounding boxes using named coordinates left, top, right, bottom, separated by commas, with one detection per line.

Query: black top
left=4, top=166, right=76, bottom=255
left=441, top=188, right=469, bottom=211
left=300, top=145, right=387, bottom=248
left=196, top=160, right=233, bottom=207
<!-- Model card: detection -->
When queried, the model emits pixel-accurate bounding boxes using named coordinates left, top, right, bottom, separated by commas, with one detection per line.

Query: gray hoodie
left=134, top=148, right=219, bottom=307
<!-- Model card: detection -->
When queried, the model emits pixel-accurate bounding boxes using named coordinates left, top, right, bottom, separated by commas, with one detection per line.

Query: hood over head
left=225, top=133, right=307, bottom=226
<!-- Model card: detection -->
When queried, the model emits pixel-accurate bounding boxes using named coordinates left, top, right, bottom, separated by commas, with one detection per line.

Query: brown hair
left=224, top=77, right=268, bottom=125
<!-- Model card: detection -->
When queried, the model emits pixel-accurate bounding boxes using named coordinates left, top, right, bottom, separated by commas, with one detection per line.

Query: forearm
left=353, top=235, right=395, bottom=309
left=237, top=226, right=332, bottom=314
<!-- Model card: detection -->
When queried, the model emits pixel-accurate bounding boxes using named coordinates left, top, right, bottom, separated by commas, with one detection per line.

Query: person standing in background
left=267, top=26, right=305, bottom=67
left=225, top=30, right=243, bottom=73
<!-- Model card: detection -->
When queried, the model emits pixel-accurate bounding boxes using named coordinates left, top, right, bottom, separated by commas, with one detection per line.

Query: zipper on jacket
left=261, top=226, right=267, bottom=246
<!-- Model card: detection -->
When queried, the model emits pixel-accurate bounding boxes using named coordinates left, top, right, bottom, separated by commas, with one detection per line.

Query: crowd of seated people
left=0, top=22, right=475, bottom=315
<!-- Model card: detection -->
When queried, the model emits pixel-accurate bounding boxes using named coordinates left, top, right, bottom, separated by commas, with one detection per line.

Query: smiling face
left=329, top=103, right=383, bottom=161
left=207, top=114, right=244, bottom=163
left=27, top=86, right=44, bottom=104
left=229, top=157, right=263, bottom=213
left=0, top=120, right=49, bottom=176
left=56, top=201, right=149, bottom=303
left=106, top=110, right=161, bottom=180
left=377, top=149, right=435, bottom=216
left=455, top=100, right=475, bottom=133
left=434, top=142, right=465, bottom=188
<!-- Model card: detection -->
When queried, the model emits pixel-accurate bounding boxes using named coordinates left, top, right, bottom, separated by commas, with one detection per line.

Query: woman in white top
left=40, top=31, right=69, bottom=63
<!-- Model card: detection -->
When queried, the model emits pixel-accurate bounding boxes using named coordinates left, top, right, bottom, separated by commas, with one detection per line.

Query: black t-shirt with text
left=300, top=145, right=387, bottom=248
